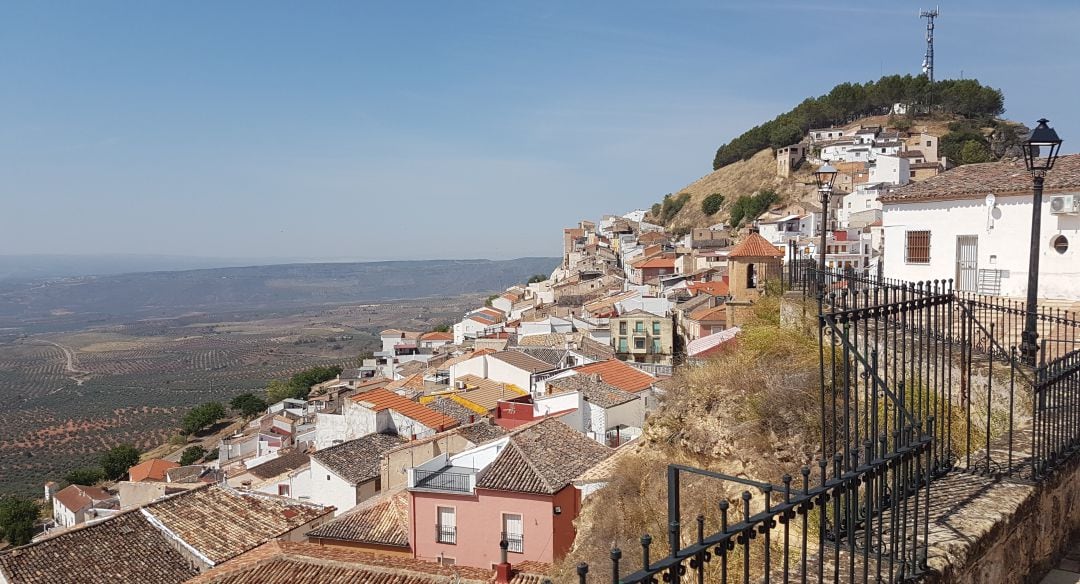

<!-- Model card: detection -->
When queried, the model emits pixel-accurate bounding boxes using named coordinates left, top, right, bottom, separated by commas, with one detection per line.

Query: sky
left=3, top=1, right=1079, bottom=264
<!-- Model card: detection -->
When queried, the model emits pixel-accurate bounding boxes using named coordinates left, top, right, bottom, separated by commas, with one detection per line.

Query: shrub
left=701, top=193, right=725, bottom=216
left=180, top=402, right=226, bottom=436
left=0, top=496, right=39, bottom=547
left=728, top=190, right=779, bottom=228
left=230, top=393, right=267, bottom=418
left=179, top=445, right=206, bottom=466
left=527, top=274, right=548, bottom=284
left=101, top=444, right=140, bottom=480
left=64, top=467, right=106, bottom=486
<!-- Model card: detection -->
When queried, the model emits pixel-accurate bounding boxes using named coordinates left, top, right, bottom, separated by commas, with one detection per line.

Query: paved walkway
left=1041, top=537, right=1080, bottom=584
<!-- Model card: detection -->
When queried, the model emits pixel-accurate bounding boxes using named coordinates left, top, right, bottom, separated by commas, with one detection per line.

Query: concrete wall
left=382, top=433, right=472, bottom=492
left=882, top=192, right=1080, bottom=298
left=486, top=358, right=533, bottom=393
left=308, top=458, right=377, bottom=516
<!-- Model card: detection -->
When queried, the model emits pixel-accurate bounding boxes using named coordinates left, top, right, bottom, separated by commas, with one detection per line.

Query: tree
left=431, top=323, right=451, bottom=333
left=0, top=496, right=39, bottom=547
left=526, top=274, right=547, bottom=284
left=101, top=444, right=141, bottom=481
left=701, top=193, right=726, bottom=216
left=230, top=393, right=267, bottom=418
left=64, top=467, right=105, bottom=486
left=181, top=401, right=227, bottom=435
left=179, top=445, right=207, bottom=466
left=959, top=140, right=992, bottom=164
left=266, top=365, right=343, bottom=403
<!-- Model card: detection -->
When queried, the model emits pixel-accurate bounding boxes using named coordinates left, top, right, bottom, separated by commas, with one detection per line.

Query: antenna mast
left=920, top=7, right=939, bottom=113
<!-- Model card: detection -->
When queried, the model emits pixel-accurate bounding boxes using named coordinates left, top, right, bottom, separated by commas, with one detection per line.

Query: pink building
left=407, top=418, right=612, bottom=569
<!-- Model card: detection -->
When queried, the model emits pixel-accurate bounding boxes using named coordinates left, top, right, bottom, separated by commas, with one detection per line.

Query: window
left=1053, top=235, right=1069, bottom=254
left=746, top=263, right=758, bottom=289
left=905, top=231, right=931, bottom=264
left=437, top=506, right=456, bottom=544
left=926, top=140, right=932, bottom=147
left=618, top=338, right=628, bottom=353
left=634, top=321, right=645, bottom=333
left=652, top=321, right=661, bottom=335
left=437, top=556, right=456, bottom=566
left=651, top=338, right=662, bottom=354
left=619, top=321, right=627, bottom=335
left=278, top=484, right=290, bottom=497
left=910, top=170, right=917, bottom=179
left=503, top=513, right=524, bottom=553
left=634, top=338, right=646, bottom=351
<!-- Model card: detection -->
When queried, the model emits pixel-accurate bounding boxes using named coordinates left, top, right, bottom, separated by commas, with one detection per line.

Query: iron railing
left=436, top=525, right=457, bottom=544
left=569, top=259, right=1080, bottom=583
left=413, top=469, right=473, bottom=493
left=502, top=531, right=524, bottom=553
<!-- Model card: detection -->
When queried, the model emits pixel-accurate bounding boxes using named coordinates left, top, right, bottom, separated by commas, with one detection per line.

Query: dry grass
left=555, top=292, right=826, bottom=580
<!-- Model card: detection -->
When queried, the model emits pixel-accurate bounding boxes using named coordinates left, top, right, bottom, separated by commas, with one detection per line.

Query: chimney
left=494, top=539, right=512, bottom=583
left=469, top=414, right=476, bottom=424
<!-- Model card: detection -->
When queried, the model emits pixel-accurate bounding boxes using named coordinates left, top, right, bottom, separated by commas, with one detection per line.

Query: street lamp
left=814, top=162, right=839, bottom=288
left=1020, top=118, right=1063, bottom=365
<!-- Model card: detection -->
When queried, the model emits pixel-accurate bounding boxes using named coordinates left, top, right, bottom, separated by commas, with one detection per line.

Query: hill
left=0, top=257, right=559, bottom=333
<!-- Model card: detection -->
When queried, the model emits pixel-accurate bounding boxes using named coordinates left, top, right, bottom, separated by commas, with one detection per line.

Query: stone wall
left=927, top=452, right=1080, bottom=583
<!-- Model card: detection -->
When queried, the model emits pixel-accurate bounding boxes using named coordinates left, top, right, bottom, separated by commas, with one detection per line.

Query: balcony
left=503, top=531, right=524, bottom=553
left=409, top=466, right=476, bottom=494
left=436, top=525, right=457, bottom=544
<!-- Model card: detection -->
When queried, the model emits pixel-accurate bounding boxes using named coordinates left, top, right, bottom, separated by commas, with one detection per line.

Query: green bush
left=230, top=393, right=267, bottom=418
left=64, top=467, right=106, bottom=486
left=527, top=274, right=547, bottom=284
left=0, top=496, right=39, bottom=547
left=179, top=445, right=207, bottom=466
left=728, top=190, right=780, bottom=228
left=101, top=444, right=140, bottom=481
left=180, top=402, right=226, bottom=436
left=266, top=365, right=343, bottom=402
left=702, top=193, right=726, bottom=216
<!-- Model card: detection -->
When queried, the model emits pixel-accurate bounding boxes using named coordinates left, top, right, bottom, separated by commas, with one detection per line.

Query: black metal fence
left=570, top=258, right=1080, bottom=583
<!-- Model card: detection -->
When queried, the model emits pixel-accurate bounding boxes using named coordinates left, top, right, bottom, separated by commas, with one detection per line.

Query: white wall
left=486, top=358, right=533, bottom=392
left=869, top=155, right=910, bottom=186
left=449, top=355, right=488, bottom=386
left=308, top=458, right=360, bottom=516
left=314, top=413, right=348, bottom=450
left=882, top=192, right=1080, bottom=299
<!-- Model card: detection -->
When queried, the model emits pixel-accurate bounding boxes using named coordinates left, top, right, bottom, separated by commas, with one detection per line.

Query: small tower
left=725, top=233, right=785, bottom=328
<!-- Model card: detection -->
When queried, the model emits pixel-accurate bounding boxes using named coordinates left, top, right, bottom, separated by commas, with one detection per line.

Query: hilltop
left=643, top=75, right=1025, bottom=231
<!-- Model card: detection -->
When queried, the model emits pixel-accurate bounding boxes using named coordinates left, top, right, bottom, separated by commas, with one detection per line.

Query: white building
left=308, top=432, right=406, bottom=515
left=881, top=155, right=1080, bottom=298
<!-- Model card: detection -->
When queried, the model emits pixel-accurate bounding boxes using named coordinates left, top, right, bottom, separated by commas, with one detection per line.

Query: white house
left=881, top=155, right=1080, bottom=298
left=308, top=432, right=406, bottom=515
left=50, top=484, right=118, bottom=529
left=544, top=374, right=645, bottom=447
left=314, top=387, right=459, bottom=449
left=869, top=155, right=911, bottom=186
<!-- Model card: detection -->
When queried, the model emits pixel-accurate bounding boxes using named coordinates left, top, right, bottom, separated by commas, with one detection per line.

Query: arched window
left=747, top=263, right=758, bottom=289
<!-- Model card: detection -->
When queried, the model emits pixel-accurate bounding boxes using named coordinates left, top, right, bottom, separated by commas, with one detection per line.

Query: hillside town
left=4, top=108, right=1080, bottom=582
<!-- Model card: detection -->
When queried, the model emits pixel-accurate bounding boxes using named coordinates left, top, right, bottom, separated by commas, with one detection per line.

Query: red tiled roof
left=128, top=458, right=180, bottom=482
left=476, top=418, right=612, bottom=495
left=728, top=233, right=784, bottom=259
left=52, top=484, right=113, bottom=514
left=688, top=305, right=727, bottom=323
left=418, top=331, right=453, bottom=341
left=687, top=281, right=729, bottom=297
left=573, top=359, right=656, bottom=393
left=351, top=388, right=458, bottom=431
left=306, top=491, right=410, bottom=548
left=637, top=257, right=676, bottom=269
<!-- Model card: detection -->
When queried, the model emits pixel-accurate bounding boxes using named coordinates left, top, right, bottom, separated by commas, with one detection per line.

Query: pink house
left=406, top=418, right=612, bottom=569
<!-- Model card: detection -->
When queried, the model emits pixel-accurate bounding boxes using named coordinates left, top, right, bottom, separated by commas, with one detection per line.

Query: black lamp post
left=814, top=162, right=839, bottom=293
left=1020, top=118, right=1063, bottom=366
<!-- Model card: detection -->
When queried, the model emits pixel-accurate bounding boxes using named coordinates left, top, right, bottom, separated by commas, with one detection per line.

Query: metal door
left=956, top=235, right=978, bottom=292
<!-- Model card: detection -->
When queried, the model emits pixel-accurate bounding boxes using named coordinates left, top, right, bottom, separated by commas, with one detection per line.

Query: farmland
left=0, top=296, right=481, bottom=496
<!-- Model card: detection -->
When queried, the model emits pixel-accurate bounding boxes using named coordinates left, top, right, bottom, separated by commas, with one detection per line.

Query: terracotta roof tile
left=573, top=359, right=657, bottom=393
left=351, top=388, right=459, bottom=431
left=882, top=154, right=1080, bottom=203
left=688, top=305, right=728, bottom=323
left=185, top=541, right=492, bottom=584
left=143, top=484, right=333, bottom=565
left=476, top=419, right=613, bottom=494
left=246, top=451, right=309, bottom=480
left=311, top=433, right=406, bottom=485
left=636, top=257, right=677, bottom=269
left=52, top=484, right=113, bottom=513
left=546, top=374, right=639, bottom=408
left=129, top=459, right=180, bottom=482
left=687, top=280, right=730, bottom=297
left=0, top=511, right=197, bottom=584
left=728, top=233, right=784, bottom=258
left=306, top=491, right=410, bottom=547
left=490, top=350, right=558, bottom=373
left=418, top=331, right=453, bottom=341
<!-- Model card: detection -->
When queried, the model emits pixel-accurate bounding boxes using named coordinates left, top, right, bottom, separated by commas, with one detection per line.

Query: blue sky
left=3, top=1, right=1078, bottom=263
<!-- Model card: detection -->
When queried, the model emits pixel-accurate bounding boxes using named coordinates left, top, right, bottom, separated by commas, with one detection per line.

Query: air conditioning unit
left=1049, top=195, right=1080, bottom=215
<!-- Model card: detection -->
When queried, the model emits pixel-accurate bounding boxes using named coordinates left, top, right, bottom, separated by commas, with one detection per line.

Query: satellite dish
left=985, top=194, right=996, bottom=207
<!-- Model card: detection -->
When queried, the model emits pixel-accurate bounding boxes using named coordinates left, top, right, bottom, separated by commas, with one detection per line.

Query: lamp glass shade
left=1023, top=118, right=1063, bottom=173
left=814, top=162, right=838, bottom=189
